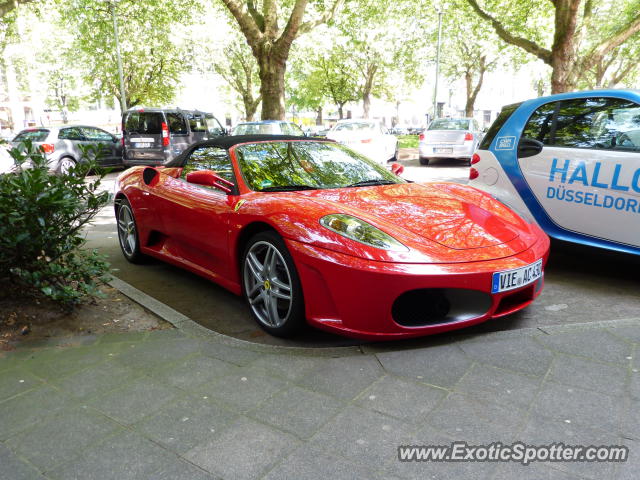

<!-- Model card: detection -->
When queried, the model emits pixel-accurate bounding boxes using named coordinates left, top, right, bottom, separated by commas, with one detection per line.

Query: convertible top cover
left=166, top=134, right=334, bottom=167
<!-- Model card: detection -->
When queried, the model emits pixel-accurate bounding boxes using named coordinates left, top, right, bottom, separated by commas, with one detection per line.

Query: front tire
left=242, top=231, right=305, bottom=337
left=116, top=198, right=145, bottom=264
left=419, top=156, right=430, bottom=166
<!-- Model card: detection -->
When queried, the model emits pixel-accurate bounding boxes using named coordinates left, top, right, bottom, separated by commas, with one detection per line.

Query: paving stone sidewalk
left=1, top=323, right=639, bottom=480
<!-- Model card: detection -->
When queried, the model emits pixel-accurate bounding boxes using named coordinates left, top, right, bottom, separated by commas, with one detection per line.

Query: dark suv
left=122, top=108, right=226, bottom=166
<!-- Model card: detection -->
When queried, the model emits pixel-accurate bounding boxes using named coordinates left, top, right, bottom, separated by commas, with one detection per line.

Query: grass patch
left=397, top=135, right=419, bottom=149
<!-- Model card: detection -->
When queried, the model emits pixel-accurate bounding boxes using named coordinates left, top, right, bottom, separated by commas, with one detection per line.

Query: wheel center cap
left=263, top=280, right=271, bottom=290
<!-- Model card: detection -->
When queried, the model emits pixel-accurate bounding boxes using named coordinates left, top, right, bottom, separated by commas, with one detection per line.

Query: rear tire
left=56, top=157, right=76, bottom=175
left=419, top=156, right=430, bottom=166
left=242, top=231, right=305, bottom=337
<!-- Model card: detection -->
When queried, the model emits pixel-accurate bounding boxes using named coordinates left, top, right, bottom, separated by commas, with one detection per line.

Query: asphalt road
left=85, top=153, right=640, bottom=348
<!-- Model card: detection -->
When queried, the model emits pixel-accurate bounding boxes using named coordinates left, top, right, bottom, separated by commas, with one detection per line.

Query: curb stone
left=109, top=276, right=640, bottom=356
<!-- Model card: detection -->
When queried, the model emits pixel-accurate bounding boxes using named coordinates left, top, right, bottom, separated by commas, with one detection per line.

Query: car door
left=57, top=127, right=86, bottom=162
left=166, top=112, right=190, bottom=158
left=516, top=96, right=640, bottom=248
left=153, top=146, right=237, bottom=278
left=80, top=127, right=119, bottom=166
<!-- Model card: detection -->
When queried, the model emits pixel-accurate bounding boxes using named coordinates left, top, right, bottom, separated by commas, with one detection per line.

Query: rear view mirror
left=186, top=170, right=234, bottom=194
left=517, top=137, right=544, bottom=158
left=391, top=162, right=405, bottom=176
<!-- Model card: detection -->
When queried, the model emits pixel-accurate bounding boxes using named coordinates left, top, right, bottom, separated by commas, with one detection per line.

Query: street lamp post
left=432, top=8, right=443, bottom=121
left=110, top=0, right=127, bottom=113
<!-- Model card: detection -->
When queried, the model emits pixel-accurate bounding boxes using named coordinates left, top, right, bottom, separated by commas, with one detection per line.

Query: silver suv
left=11, top=125, right=123, bottom=174
left=122, top=108, right=226, bottom=166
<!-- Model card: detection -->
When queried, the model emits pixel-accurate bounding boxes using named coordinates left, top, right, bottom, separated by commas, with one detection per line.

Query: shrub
left=0, top=141, right=110, bottom=309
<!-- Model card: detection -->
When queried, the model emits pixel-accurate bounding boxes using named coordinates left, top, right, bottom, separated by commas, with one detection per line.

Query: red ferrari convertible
left=115, top=135, right=549, bottom=340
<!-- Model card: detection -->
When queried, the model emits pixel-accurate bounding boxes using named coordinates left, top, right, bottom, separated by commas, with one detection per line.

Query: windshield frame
left=231, top=140, right=404, bottom=193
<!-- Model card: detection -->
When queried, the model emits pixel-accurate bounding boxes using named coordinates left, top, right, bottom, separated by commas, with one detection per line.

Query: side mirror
left=186, top=170, right=234, bottom=194
left=517, top=137, right=544, bottom=159
left=391, top=162, right=404, bottom=176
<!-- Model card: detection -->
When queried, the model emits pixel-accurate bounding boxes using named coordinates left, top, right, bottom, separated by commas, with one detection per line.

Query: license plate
left=434, top=147, right=452, bottom=153
left=491, top=259, right=543, bottom=294
left=133, top=142, right=152, bottom=148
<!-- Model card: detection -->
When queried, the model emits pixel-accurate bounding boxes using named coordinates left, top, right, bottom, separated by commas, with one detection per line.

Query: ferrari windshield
left=235, top=141, right=405, bottom=191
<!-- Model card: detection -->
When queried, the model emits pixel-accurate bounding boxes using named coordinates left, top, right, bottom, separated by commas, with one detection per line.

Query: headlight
left=320, top=214, right=408, bottom=251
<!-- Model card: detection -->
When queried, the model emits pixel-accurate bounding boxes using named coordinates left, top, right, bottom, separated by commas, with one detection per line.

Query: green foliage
left=396, top=135, right=418, bottom=149
left=0, top=142, right=110, bottom=308
left=60, top=0, right=202, bottom=110
left=288, top=44, right=360, bottom=117
left=333, top=0, right=432, bottom=112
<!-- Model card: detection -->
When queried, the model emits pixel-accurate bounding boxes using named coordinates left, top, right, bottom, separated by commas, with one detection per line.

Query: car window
left=479, top=102, right=521, bottom=150
left=522, top=102, right=557, bottom=144
left=428, top=119, right=471, bottom=130
left=235, top=141, right=404, bottom=191
left=205, top=115, right=225, bottom=135
left=280, top=122, right=303, bottom=136
left=181, top=146, right=234, bottom=184
left=13, top=129, right=49, bottom=142
left=166, top=113, right=188, bottom=135
left=524, top=97, right=640, bottom=150
left=80, top=127, right=113, bottom=142
left=334, top=122, right=376, bottom=132
left=124, top=111, right=163, bottom=134
left=58, top=127, right=84, bottom=141
left=188, top=115, right=207, bottom=132
left=233, top=124, right=260, bottom=135
left=553, top=97, right=640, bottom=150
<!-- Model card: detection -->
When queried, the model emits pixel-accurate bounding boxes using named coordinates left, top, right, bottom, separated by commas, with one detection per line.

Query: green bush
left=0, top=141, right=110, bottom=308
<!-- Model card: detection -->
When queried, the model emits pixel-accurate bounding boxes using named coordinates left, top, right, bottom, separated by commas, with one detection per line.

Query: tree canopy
left=219, top=0, right=345, bottom=120
left=466, top=0, right=640, bottom=93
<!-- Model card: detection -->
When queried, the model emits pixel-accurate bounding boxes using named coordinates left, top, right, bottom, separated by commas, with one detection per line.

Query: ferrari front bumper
left=286, top=237, right=549, bottom=340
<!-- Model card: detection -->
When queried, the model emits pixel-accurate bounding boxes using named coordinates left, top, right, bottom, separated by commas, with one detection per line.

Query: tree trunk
left=464, top=57, right=486, bottom=117
left=257, top=52, right=286, bottom=120
left=363, top=92, right=371, bottom=119
left=464, top=73, right=473, bottom=117
left=316, top=106, right=322, bottom=125
left=243, top=94, right=258, bottom=121
left=549, top=0, right=581, bottom=93
left=362, top=64, right=377, bottom=119
left=338, top=103, right=344, bottom=119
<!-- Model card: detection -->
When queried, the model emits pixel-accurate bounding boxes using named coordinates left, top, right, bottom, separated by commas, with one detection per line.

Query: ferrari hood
left=298, top=182, right=525, bottom=251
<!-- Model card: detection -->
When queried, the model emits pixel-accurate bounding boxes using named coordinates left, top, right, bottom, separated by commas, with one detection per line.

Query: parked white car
left=0, top=144, right=14, bottom=174
left=326, top=119, right=398, bottom=166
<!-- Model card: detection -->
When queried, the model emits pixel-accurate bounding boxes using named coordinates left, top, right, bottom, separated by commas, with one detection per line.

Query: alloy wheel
left=59, top=158, right=75, bottom=175
left=117, top=204, right=137, bottom=257
left=243, top=241, right=293, bottom=328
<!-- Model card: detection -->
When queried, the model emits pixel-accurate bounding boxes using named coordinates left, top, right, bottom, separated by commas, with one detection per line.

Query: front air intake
left=392, top=288, right=492, bottom=327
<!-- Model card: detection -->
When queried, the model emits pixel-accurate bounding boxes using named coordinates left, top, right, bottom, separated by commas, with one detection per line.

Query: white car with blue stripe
left=469, top=89, right=640, bottom=255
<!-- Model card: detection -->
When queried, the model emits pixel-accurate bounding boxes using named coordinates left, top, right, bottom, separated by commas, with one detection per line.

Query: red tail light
left=161, top=122, right=170, bottom=147
left=361, top=138, right=372, bottom=143
left=469, top=167, right=479, bottom=180
left=120, top=137, right=124, bottom=146
left=40, top=143, right=55, bottom=154
left=471, top=153, right=481, bottom=164
left=419, top=133, right=425, bottom=141
left=464, top=132, right=474, bottom=141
